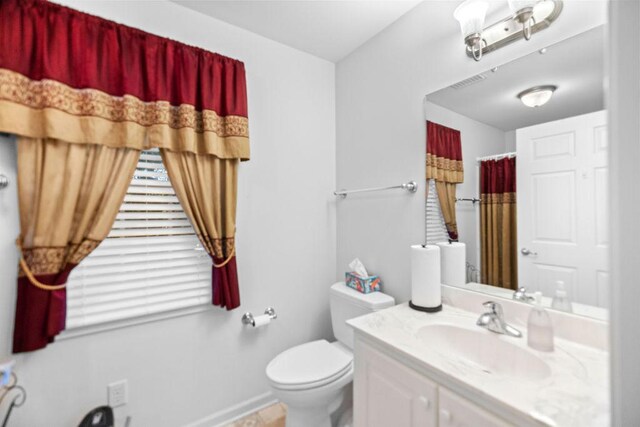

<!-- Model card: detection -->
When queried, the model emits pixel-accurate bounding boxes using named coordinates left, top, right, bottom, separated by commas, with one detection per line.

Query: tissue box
left=345, top=272, right=382, bottom=294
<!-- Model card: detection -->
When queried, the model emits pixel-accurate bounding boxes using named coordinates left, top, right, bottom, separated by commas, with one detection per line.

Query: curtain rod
left=476, top=152, right=516, bottom=163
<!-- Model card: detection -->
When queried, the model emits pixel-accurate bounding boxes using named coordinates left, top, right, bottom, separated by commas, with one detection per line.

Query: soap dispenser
left=551, top=280, right=573, bottom=313
left=527, top=292, right=554, bottom=352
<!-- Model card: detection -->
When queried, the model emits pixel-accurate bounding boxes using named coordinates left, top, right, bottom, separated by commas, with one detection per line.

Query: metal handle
left=513, top=287, right=535, bottom=303
left=0, top=174, right=8, bottom=190
left=241, top=307, right=277, bottom=326
left=521, top=248, right=538, bottom=256
left=482, top=301, right=503, bottom=317
left=419, top=396, right=430, bottom=409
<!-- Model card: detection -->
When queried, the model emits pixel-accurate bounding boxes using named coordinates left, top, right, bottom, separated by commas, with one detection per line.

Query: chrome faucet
left=513, top=287, right=535, bottom=303
left=476, top=301, right=522, bottom=338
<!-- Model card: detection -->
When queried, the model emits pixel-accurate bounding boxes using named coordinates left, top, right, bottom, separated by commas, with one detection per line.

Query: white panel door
left=517, top=110, right=608, bottom=306
left=354, top=339, right=438, bottom=427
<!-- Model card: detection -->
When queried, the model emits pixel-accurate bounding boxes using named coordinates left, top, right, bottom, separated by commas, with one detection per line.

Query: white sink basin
left=416, top=324, right=551, bottom=381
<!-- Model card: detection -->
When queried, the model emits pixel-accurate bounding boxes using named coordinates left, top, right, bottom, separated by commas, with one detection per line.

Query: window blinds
left=65, top=149, right=212, bottom=329
left=425, top=179, right=450, bottom=244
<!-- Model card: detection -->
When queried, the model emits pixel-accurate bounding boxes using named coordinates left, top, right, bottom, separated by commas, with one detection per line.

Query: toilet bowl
left=266, top=282, right=395, bottom=427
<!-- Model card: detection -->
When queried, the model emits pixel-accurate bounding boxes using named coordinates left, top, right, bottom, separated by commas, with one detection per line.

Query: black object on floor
left=78, top=406, right=114, bottom=427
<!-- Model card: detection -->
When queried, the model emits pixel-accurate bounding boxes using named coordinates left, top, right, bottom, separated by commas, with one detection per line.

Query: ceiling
left=427, top=26, right=605, bottom=132
left=171, top=0, right=422, bottom=62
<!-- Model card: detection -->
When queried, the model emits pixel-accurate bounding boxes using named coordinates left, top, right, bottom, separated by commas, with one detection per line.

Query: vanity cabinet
left=439, top=387, right=511, bottom=427
left=353, top=338, right=438, bottom=427
left=354, top=339, right=512, bottom=427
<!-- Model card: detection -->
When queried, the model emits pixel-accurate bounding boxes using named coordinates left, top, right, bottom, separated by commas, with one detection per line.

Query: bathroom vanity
left=348, top=293, right=609, bottom=427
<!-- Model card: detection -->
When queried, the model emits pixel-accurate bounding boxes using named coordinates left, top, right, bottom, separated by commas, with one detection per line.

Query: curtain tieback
left=213, top=246, right=236, bottom=268
left=15, top=238, right=66, bottom=291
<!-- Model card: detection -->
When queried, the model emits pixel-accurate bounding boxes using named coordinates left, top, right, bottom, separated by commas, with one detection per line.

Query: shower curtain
left=480, top=157, right=518, bottom=289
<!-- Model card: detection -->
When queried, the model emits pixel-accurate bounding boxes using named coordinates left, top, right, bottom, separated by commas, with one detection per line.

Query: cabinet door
left=354, top=339, right=437, bottom=427
left=439, top=387, right=512, bottom=427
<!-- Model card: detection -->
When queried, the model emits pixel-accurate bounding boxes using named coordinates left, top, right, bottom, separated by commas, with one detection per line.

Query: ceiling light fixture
left=453, top=0, right=563, bottom=61
left=517, top=85, right=557, bottom=108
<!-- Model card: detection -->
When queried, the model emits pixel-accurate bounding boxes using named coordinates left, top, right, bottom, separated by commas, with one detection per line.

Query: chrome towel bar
left=456, top=197, right=480, bottom=204
left=334, top=181, right=418, bottom=199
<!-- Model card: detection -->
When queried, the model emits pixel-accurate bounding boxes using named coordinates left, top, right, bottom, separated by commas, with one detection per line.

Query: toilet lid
left=266, top=340, right=353, bottom=389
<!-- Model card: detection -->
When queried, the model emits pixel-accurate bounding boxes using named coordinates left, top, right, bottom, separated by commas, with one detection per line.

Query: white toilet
left=266, top=282, right=395, bottom=427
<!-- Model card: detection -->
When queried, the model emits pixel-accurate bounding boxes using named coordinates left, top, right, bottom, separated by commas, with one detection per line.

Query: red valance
left=426, top=121, right=464, bottom=183
left=480, top=157, right=517, bottom=200
left=0, top=0, right=250, bottom=160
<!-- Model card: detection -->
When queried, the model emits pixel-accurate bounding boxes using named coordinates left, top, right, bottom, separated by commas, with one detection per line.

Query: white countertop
left=348, top=303, right=610, bottom=427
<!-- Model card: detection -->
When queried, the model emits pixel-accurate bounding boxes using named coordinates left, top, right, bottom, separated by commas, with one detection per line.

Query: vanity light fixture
left=453, top=0, right=489, bottom=61
left=517, top=85, right=557, bottom=108
left=508, top=0, right=538, bottom=40
left=453, top=0, right=563, bottom=61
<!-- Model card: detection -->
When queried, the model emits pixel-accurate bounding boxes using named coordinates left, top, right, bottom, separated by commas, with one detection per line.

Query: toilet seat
left=266, top=340, right=353, bottom=391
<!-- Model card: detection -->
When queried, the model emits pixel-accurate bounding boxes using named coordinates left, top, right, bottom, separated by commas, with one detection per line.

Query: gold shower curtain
left=480, top=157, right=518, bottom=289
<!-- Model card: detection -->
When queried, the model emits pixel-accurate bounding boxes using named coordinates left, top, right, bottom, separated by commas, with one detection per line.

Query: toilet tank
left=330, top=282, right=395, bottom=350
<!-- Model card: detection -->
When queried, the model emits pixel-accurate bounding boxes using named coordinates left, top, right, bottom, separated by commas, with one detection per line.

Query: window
left=65, top=149, right=211, bottom=330
left=425, top=179, right=449, bottom=244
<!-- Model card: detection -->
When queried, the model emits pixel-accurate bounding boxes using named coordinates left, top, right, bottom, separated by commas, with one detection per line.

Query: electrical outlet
left=107, top=380, right=128, bottom=408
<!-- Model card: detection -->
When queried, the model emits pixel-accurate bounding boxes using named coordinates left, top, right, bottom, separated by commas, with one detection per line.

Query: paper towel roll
left=252, top=314, right=271, bottom=327
left=436, top=242, right=467, bottom=286
left=410, top=245, right=441, bottom=310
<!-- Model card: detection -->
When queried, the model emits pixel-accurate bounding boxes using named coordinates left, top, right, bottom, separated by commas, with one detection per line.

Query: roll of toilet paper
left=252, top=314, right=271, bottom=328
left=410, top=245, right=441, bottom=310
left=436, top=242, right=466, bottom=286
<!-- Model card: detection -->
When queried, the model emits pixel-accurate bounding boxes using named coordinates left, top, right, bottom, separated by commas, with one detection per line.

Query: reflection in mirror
left=424, top=26, right=607, bottom=320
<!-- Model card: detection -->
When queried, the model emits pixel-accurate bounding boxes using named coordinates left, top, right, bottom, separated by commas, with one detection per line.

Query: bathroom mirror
left=424, top=26, right=608, bottom=320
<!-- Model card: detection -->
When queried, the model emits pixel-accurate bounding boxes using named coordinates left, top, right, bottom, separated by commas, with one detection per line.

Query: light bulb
left=507, top=0, right=539, bottom=14
left=453, top=0, right=489, bottom=38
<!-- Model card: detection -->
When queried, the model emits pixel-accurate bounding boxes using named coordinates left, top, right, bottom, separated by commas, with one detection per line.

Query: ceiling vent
left=449, top=74, right=486, bottom=90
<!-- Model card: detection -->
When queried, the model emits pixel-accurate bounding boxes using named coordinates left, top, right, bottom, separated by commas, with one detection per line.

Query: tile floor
left=224, top=402, right=287, bottom=427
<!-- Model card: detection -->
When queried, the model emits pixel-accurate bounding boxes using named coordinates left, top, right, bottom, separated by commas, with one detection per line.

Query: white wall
left=336, top=0, right=607, bottom=303
left=0, top=1, right=336, bottom=426
left=504, top=130, right=517, bottom=153
left=423, top=102, right=505, bottom=272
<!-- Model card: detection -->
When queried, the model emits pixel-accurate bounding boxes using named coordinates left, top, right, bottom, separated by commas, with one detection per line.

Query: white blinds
left=65, top=149, right=212, bottom=329
left=425, top=179, right=450, bottom=244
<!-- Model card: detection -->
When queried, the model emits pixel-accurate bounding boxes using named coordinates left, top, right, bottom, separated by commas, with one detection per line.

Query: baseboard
left=184, top=391, right=278, bottom=427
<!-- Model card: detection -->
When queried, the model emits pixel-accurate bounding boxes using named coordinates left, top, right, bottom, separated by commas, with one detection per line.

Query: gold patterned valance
left=0, top=69, right=250, bottom=160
